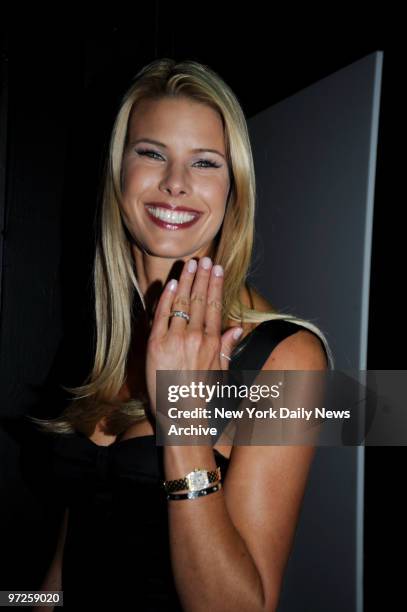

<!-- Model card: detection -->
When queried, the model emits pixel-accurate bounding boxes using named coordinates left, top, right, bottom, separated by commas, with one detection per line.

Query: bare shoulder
left=262, top=326, right=328, bottom=371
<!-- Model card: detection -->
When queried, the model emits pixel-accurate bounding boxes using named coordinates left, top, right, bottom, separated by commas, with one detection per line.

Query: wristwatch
left=163, top=466, right=221, bottom=493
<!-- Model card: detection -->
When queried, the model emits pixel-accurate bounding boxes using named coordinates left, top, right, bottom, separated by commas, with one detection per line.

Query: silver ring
left=170, top=310, right=190, bottom=323
left=220, top=352, right=231, bottom=361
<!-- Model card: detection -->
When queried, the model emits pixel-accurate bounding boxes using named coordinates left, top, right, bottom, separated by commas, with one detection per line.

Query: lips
left=145, top=204, right=202, bottom=231
left=145, top=201, right=202, bottom=214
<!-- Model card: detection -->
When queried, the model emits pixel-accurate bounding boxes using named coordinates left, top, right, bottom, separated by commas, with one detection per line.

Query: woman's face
left=120, top=96, right=231, bottom=260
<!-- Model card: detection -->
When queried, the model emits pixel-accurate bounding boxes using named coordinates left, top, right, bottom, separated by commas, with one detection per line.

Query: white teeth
left=146, top=206, right=197, bottom=224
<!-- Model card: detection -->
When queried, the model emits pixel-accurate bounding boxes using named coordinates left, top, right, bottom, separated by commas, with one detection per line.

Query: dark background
left=0, top=12, right=403, bottom=610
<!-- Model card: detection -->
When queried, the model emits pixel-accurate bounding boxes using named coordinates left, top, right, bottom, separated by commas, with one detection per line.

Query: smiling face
left=120, top=96, right=231, bottom=260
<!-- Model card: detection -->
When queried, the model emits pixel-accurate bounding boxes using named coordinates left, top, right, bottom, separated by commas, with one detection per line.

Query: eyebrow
left=131, top=138, right=226, bottom=160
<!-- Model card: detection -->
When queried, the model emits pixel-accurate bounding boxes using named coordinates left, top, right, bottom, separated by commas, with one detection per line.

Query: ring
left=220, top=352, right=231, bottom=361
left=170, top=310, right=190, bottom=323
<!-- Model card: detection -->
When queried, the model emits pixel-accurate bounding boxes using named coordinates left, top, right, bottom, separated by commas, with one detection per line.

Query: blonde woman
left=28, top=58, right=334, bottom=611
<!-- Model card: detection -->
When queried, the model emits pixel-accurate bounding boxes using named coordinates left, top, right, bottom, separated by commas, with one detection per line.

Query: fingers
left=219, top=326, right=244, bottom=369
left=150, top=278, right=178, bottom=339
left=204, top=262, right=224, bottom=338
left=150, top=256, right=224, bottom=342
left=169, top=258, right=197, bottom=331
left=188, top=256, right=213, bottom=331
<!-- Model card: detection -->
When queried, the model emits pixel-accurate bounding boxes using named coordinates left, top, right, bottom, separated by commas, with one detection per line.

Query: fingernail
left=187, top=259, right=197, bottom=273
left=200, top=256, right=212, bottom=270
left=232, top=327, right=243, bottom=340
left=168, top=279, right=178, bottom=292
left=213, top=264, right=223, bottom=277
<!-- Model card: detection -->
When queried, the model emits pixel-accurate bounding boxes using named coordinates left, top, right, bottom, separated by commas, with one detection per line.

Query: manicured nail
left=200, top=256, right=212, bottom=269
left=187, top=259, right=197, bottom=273
left=232, top=327, right=243, bottom=340
left=168, top=279, right=178, bottom=292
left=213, top=264, right=223, bottom=277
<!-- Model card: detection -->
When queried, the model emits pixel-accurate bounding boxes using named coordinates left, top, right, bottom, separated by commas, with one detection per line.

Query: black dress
left=21, top=319, right=322, bottom=611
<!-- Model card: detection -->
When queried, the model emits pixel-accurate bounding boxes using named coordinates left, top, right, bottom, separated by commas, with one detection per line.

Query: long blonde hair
left=29, top=58, right=334, bottom=438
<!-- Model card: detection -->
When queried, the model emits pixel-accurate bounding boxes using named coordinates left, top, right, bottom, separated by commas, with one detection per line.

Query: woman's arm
left=164, top=329, right=327, bottom=612
left=31, top=508, right=69, bottom=612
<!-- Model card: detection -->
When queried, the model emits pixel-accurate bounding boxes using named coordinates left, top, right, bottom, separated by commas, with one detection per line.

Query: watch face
left=188, top=470, right=209, bottom=491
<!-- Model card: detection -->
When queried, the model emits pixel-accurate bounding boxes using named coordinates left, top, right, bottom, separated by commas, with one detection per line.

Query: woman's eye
left=136, top=148, right=221, bottom=168
left=195, top=159, right=221, bottom=168
left=136, top=148, right=163, bottom=160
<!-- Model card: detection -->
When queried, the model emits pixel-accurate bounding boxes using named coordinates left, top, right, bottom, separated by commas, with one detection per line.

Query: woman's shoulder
left=234, top=284, right=329, bottom=368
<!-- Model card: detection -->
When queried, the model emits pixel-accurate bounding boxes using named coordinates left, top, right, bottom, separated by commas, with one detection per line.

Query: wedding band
left=170, top=310, right=190, bottom=322
left=220, top=352, right=231, bottom=361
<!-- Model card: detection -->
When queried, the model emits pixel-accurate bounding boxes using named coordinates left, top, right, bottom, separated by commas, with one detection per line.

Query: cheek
left=122, top=166, right=150, bottom=195
left=119, top=176, right=143, bottom=222
left=122, top=155, right=162, bottom=189
left=200, top=172, right=229, bottom=199
left=204, top=181, right=229, bottom=217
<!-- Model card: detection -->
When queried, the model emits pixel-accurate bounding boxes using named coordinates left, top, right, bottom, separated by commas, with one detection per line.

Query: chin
left=141, top=236, right=212, bottom=258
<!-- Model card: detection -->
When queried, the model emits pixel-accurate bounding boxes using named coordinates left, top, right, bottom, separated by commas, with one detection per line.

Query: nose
left=159, top=162, right=189, bottom=196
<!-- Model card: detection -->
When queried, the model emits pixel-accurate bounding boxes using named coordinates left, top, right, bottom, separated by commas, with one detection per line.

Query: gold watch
left=163, top=466, right=221, bottom=493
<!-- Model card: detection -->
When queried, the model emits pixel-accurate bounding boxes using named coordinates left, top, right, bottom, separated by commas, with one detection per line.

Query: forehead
left=127, top=97, right=226, bottom=150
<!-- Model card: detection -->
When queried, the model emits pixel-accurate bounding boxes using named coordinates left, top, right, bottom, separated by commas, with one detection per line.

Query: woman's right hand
left=145, top=257, right=241, bottom=420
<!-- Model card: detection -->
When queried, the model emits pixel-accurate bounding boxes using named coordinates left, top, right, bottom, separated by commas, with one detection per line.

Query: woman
left=29, top=58, right=334, bottom=611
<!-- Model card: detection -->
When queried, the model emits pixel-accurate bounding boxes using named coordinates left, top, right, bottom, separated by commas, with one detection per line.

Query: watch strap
left=163, top=466, right=221, bottom=493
